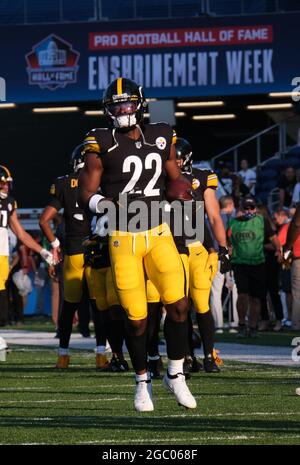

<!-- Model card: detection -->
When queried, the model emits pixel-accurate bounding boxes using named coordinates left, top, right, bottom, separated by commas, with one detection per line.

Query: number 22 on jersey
left=121, top=153, right=162, bottom=197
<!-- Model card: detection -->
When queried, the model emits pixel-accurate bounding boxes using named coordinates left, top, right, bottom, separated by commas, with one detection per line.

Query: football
left=166, top=178, right=193, bottom=201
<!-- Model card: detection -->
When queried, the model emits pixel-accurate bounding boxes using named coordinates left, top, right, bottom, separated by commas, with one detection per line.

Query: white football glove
left=40, top=248, right=56, bottom=266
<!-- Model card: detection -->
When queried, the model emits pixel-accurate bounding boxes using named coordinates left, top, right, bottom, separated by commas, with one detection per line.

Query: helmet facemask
left=106, top=100, right=141, bottom=129
left=103, top=79, right=147, bottom=130
left=70, top=145, right=85, bottom=173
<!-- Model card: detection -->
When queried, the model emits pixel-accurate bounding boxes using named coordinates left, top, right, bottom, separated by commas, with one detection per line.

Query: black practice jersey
left=48, top=174, right=92, bottom=255
left=171, top=168, right=218, bottom=254
left=0, top=195, right=16, bottom=229
left=83, top=123, right=176, bottom=231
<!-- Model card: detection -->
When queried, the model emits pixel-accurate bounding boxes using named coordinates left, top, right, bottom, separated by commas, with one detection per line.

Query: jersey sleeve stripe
left=207, top=178, right=218, bottom=187
left=83, top=143, right=100, bottom=154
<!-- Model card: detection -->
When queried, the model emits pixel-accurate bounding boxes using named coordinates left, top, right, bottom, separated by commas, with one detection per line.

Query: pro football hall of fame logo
left=25, top=34, right=80, bottom=90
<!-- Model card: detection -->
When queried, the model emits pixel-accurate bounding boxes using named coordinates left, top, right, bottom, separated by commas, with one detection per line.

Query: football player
left=83, top=230, right=129, bottom=372
left=0, top=165, right=54, bottom=326
left=173, top=137, right=230, bottom=372
left=39, top=146, right=110, bottom=370
left=79, top=77, right=196, bottom=412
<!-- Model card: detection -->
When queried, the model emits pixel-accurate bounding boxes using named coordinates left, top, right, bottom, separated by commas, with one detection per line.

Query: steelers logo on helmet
left=155, top=136, right=167, bottom=150
left=70, top=144, right=85, bottom=173
left=175, top=137, right=193, bottom=175
left=103, top=77, right=147, bottom=129
left=0, top=165, right=13, bottom=199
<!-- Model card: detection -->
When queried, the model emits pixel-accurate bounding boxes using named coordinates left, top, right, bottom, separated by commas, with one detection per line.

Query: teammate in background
left=83, top=230, right=129, bottom=372
left=79, top=77, right=196, bottom=412
left=145, top=280, right=164, bottom=379
left=0, top=165, right=54, bottom=326
left=39, top=146, right=109, bottom=370
left=172, top=138, right=229, bottom=373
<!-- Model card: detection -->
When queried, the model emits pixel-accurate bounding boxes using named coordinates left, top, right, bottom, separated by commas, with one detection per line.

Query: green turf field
left=6, top=316, right=298, bottom=347
left=0, top=347, right=300, bottom=445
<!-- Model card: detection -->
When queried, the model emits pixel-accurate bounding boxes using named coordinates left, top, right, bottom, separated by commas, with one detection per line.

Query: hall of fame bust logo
left=25, top=34, right=80, bottom=90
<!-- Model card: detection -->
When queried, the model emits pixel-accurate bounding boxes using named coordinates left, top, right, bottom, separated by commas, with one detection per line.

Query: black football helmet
left=70, top=144, right=85, bottom=173
left=175, top=138, right=193, bottom=174
left=0, top=165, right=13, bottom=199
left=103, top=77, right=147, bottom=129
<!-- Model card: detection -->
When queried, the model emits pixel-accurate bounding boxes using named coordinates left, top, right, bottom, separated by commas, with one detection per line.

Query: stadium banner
left=0, top=13, right=299, bottom=103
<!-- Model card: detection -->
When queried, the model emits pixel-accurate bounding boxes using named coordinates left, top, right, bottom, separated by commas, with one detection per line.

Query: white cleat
left=296, top=387, right=300, bottom=396
left=163, top=373, right=197, bottom=409
left=134, top=380, right=154, bottom=412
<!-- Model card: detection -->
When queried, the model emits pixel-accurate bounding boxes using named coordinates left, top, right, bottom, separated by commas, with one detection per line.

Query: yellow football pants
left=146, top=253, right=189, bottom=303
left=188, top=244, right=218, bottom=314
left=63, top=254, right=86, bottom=303
left=64, top=253, right=119, bottom=311
left=145, top=245, right=218, bottom=314
left=85, top=265, right=119, bottom=311
left=0, top=256, right=9, bottom=291
left=109, top=223, right=186, bottom=320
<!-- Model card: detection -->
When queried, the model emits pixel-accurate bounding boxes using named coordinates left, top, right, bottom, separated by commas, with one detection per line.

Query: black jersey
left=83, top=123, right=176, bottom=231
left=48, top=174, right=92, bottom=255
left=171, top=168, right=218, bottom=254
left=0, top=195, right=17, bottom=256
left=0, top=195, right=16, bottom=229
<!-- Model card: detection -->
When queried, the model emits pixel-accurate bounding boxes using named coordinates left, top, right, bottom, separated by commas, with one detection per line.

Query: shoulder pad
left=144, top=122, right=174, bottom=146
left=83, top=128, right=111, bottom=155
left=193, top=168, right=218, bottom=189
left=7, top=196, right=16, bottom=210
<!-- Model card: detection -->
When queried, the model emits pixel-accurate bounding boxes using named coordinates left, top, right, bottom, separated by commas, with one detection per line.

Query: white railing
left=210, top=122, right=287, bottom=172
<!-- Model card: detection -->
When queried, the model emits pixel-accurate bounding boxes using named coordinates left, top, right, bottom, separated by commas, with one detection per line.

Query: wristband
left=89, top=194, right=105, bottom=213
left=51, top=238, right=60, bottom=248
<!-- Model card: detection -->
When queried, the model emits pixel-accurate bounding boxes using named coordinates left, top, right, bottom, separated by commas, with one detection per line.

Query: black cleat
left=190, top=355, right=203, bottom=372
left=249, top=328, right=259, bottom=339
left=236, top=325, right=247, bottom=339
left=183, top=356, right=193, bottom=379
left=183, top=355, right=202, bottom=378
left=148, top=357, right=163, bottom=380
left=203, top=353, right=221, bottom=373
left=109, top=355, right=130, bottom=372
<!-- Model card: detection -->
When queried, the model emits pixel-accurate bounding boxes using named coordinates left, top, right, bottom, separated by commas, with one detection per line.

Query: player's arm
left=284, top=203, right=300, bottom=251
left=78, top=153, right=104, bottom=212
left=18, top=243, right=30, bottom=273
left=39, top=206, right=61, bottom=264
left=40, top=180, right=63, bottom=262
left=204, top=188, right=230, bottom=273
left=9, top=211, right=54, bottom=265
left=204, top=189, right=227, bottom=248
left=39, top=206, right=59, bottom=245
